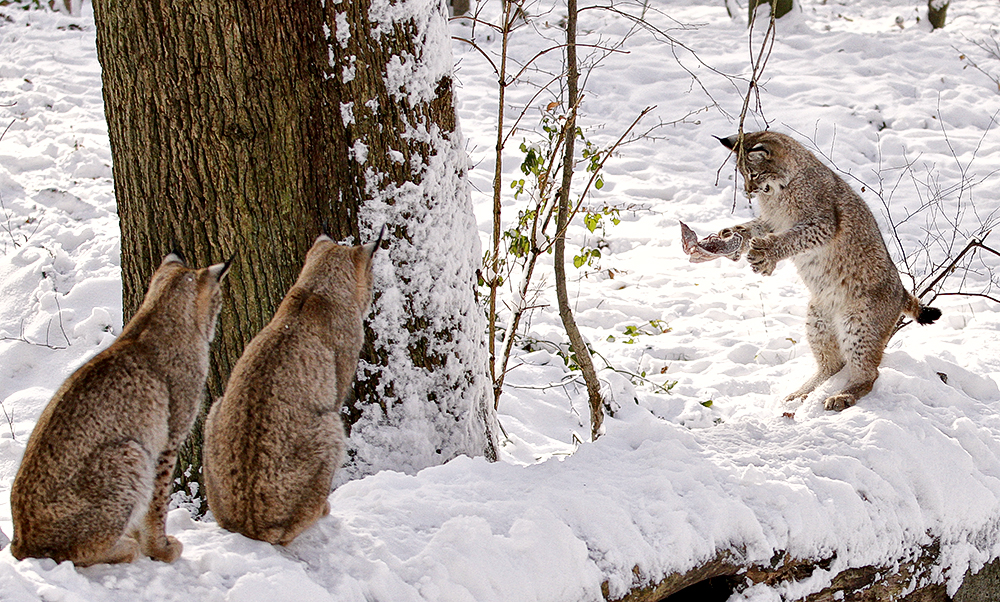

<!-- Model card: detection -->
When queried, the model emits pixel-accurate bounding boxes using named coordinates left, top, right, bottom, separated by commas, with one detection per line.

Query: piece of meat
left=679, top=221, right=743, bottom=263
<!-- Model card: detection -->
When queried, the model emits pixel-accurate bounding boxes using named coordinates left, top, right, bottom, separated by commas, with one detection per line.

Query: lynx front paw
left=718, top=225, right=750, bottom=242
left=715, top=226, right=749, bottom=260
left=823, top=393, right=856, bottom=412
left=747, top=236, right=778, bottom=276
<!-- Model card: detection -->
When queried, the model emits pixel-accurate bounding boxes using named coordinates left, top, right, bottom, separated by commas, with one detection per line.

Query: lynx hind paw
left=823, top=394, right=856, bottom=412
left=146, top=535, right=183, bottom=563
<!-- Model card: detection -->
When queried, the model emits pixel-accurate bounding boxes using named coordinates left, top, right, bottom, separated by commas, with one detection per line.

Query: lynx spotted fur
left=717, top=131, right=940, bottom=411
left=10, top=253, right=231, bottom=566
left=204, top=233, right=376, bottom=545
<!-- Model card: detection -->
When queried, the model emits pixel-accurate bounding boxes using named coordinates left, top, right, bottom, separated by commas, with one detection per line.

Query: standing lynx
left=10, top=252, right=231, bottom=566
left=716, top=131, right=940, bottom=411
left=204, top=233, right=377, bottom=545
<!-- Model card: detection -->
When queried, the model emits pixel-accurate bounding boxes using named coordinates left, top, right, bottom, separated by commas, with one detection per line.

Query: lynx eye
left=748, top=143, right=768, bottom=154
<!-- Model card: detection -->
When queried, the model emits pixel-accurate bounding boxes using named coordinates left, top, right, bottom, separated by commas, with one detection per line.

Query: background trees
left=92, top=0, right=497, bottom=504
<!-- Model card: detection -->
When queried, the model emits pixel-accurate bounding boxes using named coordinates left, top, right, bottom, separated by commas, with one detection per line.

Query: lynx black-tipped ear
left=363, top=225, right=386, bottom=259
left=166, top=237, right=185, bottom=262
left=208, top=253, right=236, bottom=282
left=162, top=250, right=186, bottom=266
left=715, top=135, right=739, bottom=151
left=319, top=220, right=333, bottom=239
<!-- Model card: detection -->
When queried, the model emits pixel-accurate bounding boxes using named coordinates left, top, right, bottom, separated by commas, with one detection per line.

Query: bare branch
left=449, top=15, right=504, bottom=34
left=452, top=36, right=501, bottom=77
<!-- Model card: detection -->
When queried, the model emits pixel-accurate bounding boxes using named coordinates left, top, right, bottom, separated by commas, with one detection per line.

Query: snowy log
left=603, top=551, right=739, bottom=602
left=607, top=544, right=962, bottom=602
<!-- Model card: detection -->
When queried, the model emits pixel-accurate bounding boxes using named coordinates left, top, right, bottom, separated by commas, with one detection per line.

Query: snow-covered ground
left=3, top=0, right=1000, bottom=600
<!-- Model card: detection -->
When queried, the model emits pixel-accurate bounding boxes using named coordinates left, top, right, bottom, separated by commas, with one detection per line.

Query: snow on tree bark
left=328, top=0, right=500, bottom=479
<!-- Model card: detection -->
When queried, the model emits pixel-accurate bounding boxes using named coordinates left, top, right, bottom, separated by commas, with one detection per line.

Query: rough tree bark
left=329, top=0, right=500, bottom=478
left=93, top=0, right=497, bottom=504
left=928, top=1, right=950, bottom=30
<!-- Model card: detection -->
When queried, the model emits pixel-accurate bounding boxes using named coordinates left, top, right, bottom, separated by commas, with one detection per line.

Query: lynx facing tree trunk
left=93, top=0, right=498, bottom=503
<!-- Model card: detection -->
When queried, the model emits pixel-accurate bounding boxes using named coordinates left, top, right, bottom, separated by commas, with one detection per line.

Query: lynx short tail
left=905, top=294, right=941, bottom=325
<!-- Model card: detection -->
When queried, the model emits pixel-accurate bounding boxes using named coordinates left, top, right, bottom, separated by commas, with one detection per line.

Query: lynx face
left=718, top=131, right=801, bottom=196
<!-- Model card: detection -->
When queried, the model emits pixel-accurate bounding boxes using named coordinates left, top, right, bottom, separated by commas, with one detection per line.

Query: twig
left=917, top=234, right=996, bottom=301
left=1, top=319, right=69, bottom=350
left=452, top=36, right=500, bottom=76
left=716, top=5, right=778, bottom=204
left=0, top=119, right=14, bottom=142
left=955, top=37, right=1000, bottom=92
left=53, top=293, right=71, bottom=347
left=508, top=43, right=629, bottom=85
left=449, top=15, right=504, bottom=33
left=581, top=3, right=741, bottom=115
left=544, top=105, right=655, bottom=248
left=0, top=398, right=15, bottom=440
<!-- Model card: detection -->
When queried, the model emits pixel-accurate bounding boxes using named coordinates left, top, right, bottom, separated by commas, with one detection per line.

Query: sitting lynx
left=10, top=252, right=231, bottom=566
left=204, top=233, right=377, bottom=545
left=717, top=131, right=940, bottom=411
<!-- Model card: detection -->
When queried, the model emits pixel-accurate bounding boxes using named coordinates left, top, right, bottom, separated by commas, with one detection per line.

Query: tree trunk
left=749, top=0, right=793, bottom=24
left=449, top=0, right=470, bottom=17
left=954, top=556, right=1000, bottom=602
left=928, top=1, right=949, bottom=30
left=329, top=0, right=499, bottom=477
left=93, top=0, right=497, bottom=506
left=554, top=0, right=604, bottom=440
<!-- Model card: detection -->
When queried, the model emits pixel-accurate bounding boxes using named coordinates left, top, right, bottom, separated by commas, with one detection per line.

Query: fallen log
left=605, top=543, right=962, bottom=602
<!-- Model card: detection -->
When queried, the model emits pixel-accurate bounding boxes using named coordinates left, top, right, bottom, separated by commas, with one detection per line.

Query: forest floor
left=3, top=0, right=1000, bottom=600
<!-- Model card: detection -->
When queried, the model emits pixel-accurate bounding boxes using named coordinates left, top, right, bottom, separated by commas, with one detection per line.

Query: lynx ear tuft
left=209, top=253, right=236, bottom=282
left=715, top=135, right=739, bottom=151
left=314, top=233, right=334, bottom=244
left=363, top=225, right=386, bottom=260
